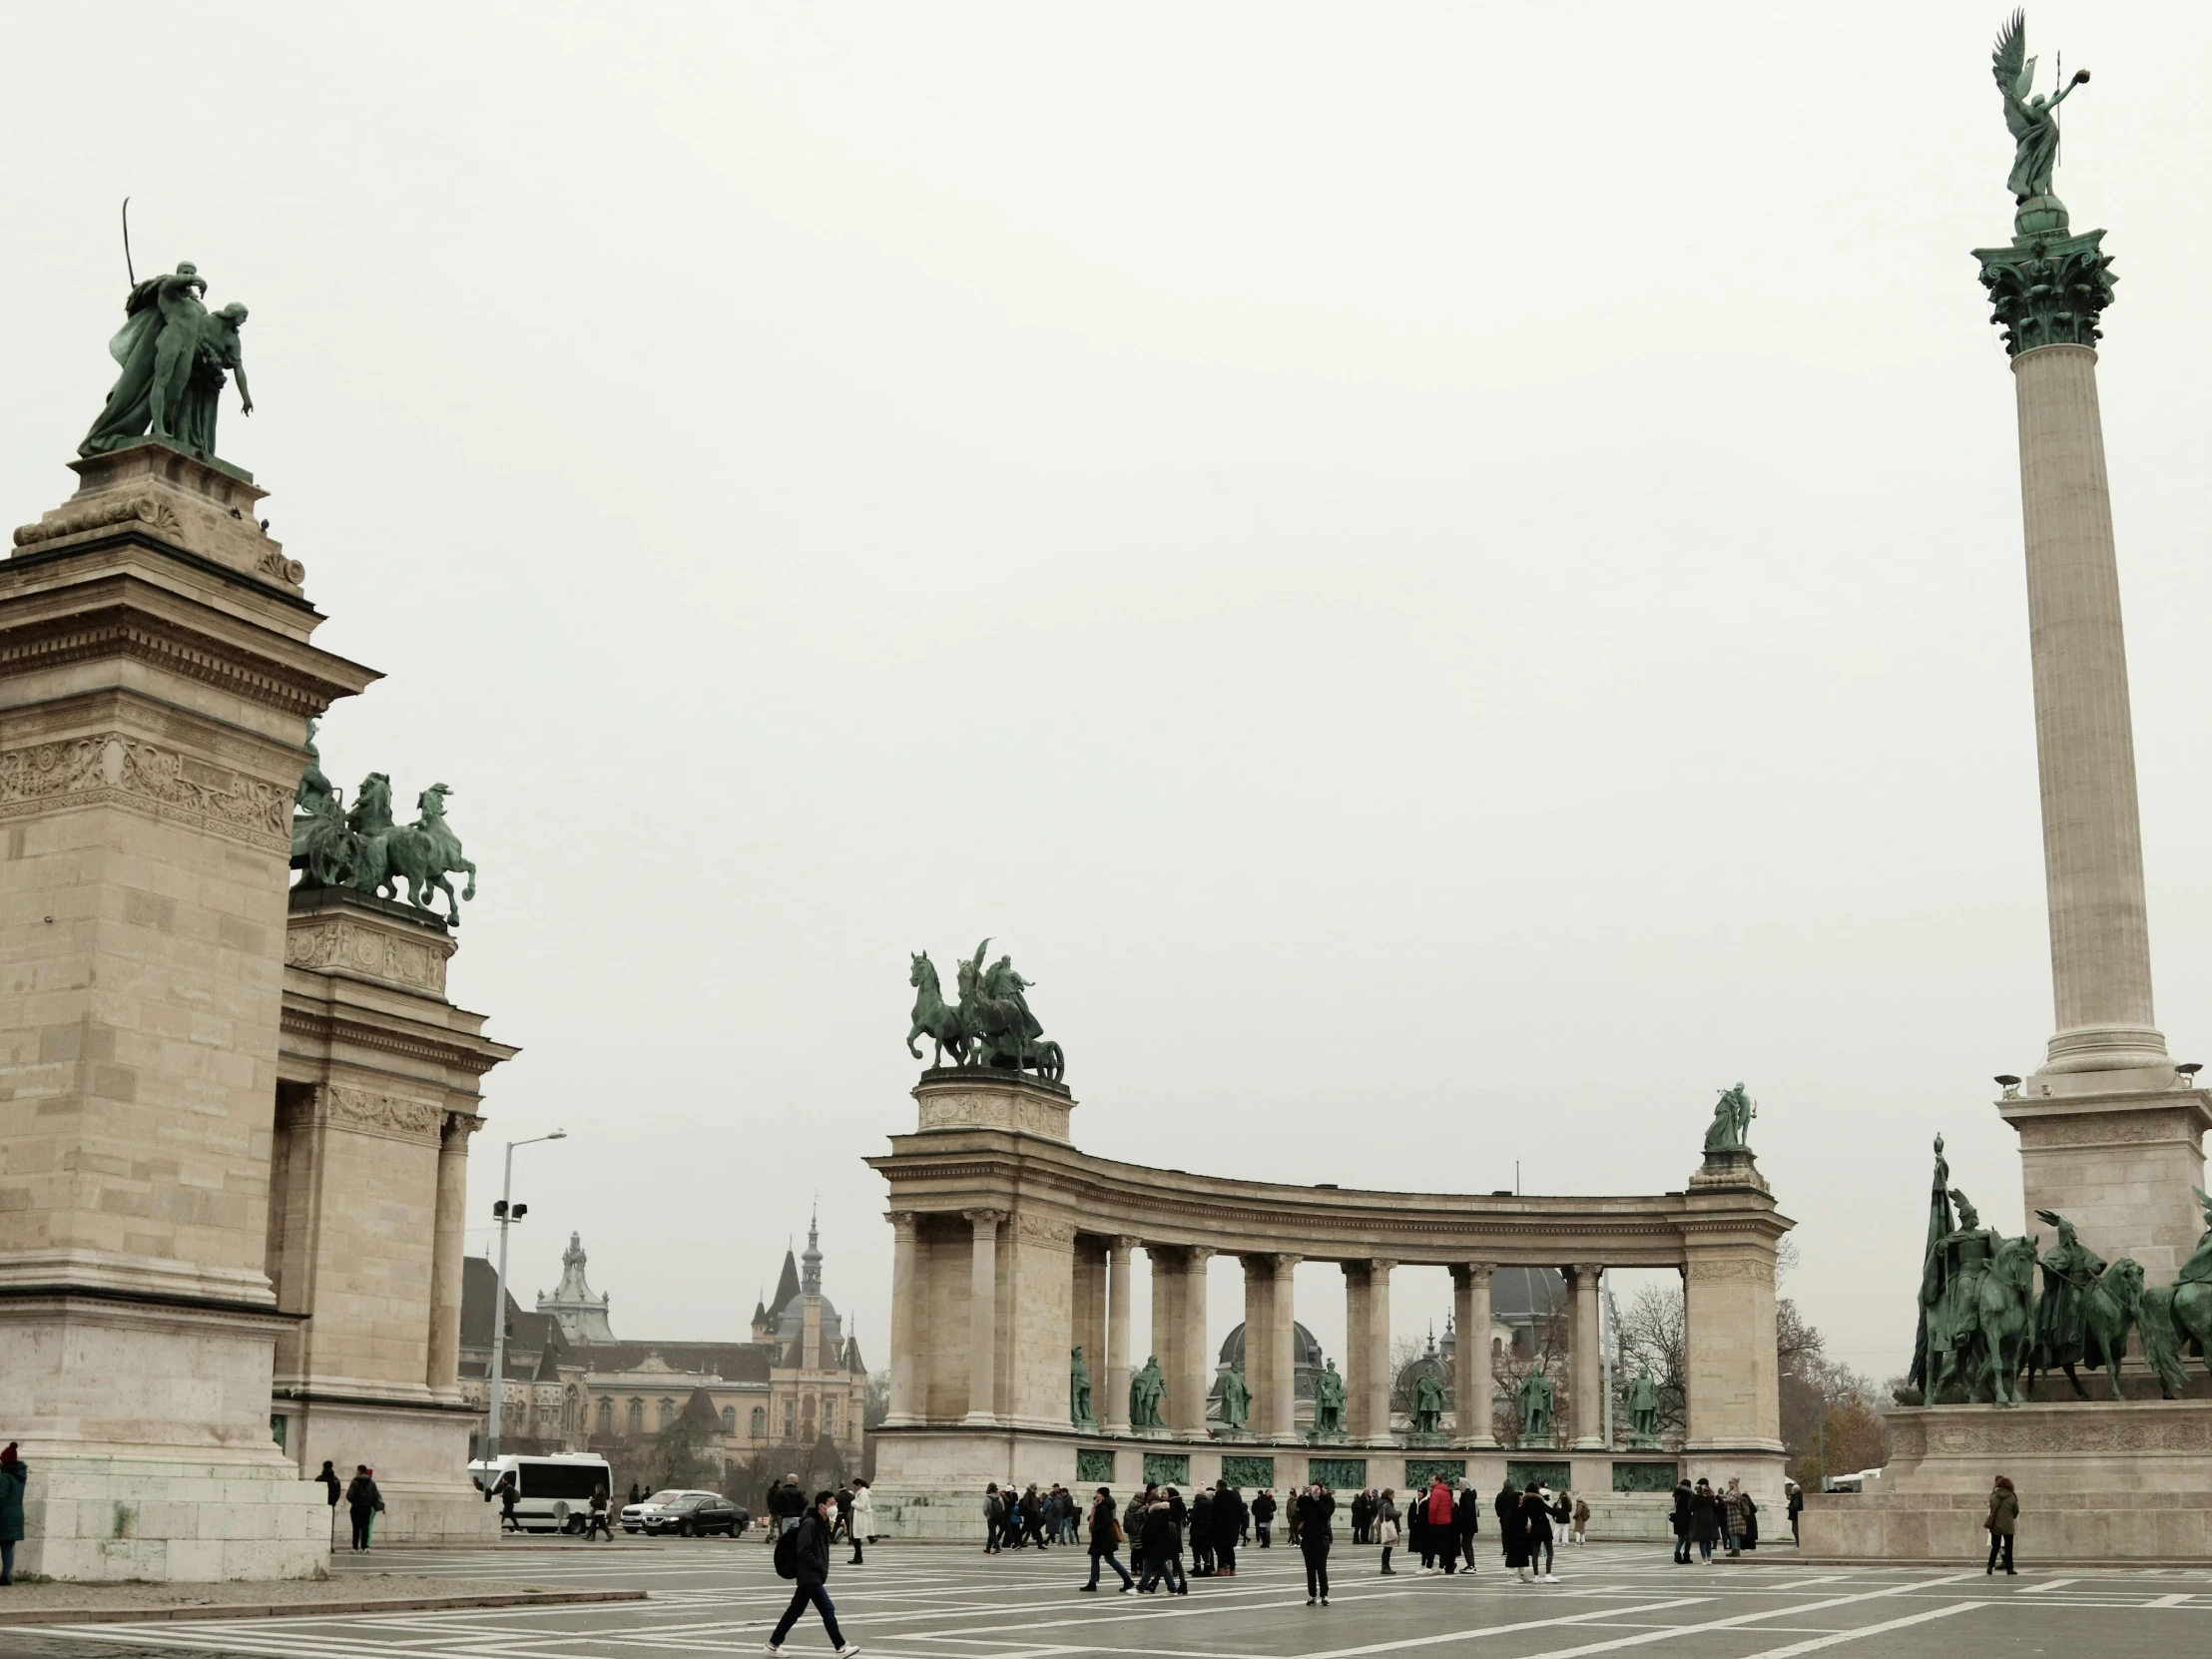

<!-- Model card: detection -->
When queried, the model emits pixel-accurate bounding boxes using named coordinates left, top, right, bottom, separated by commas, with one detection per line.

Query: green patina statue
left=292, top=739, right=478, bottom=924
left=2024, top=1210, right=2106, bottom=1398
left=905, top=942, right=1065, bottom=1082
left=82, top=262, right=253, bottom=461
left=2138, top=1189, right=2212, bottom=1398
left=1219, top=1364, right=1252, bottom=1431
left=1626, top=1368, right=1662, bottom=1446
left=1992, top=11, right=2086, bottom=207
left=1516, top=1368, right=1555, bottom=1443
left=1410, top=1368, right=1447, bottom=1435
left=1070, top=1346, right=1096, bottom=1428
left=1702, top=1083, right=1755, bottom=1155
left=1313, top=1360, right=1347, bottom=1436
left=1130, top=1355, right=1166, bottom=1430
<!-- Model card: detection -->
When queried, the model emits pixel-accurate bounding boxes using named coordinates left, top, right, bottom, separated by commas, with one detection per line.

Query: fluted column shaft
left=425, top=1111, right=479, bottom=1396
left=1179, top=1249, right=1214, bottom=1438
left=885, top=1211, right=921, bottom=1425
left=1366, top=1260, right=1394, bottom=1443
left=1451, top=1264, right=1496, bottom=1447
left=1105, top=1236, right=1135, bottom=1434
left=2013, top=342, right=2164, bottom=1073
left=1341, top=1264, right=1372, bottom=1439
left=1269, top=1254, right=1300, bottom=1440
left=1570, top=1264, right=1604, bottom=1449
left=963, top=1209, right=1003, bottom=1423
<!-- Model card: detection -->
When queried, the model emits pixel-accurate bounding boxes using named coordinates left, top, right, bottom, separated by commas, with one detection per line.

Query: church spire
left=802, top=1199, right=823, bottom=1297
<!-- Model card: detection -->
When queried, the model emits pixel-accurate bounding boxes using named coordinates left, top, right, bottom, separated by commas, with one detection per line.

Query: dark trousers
left=1256, top=1522, right=1271, bottom=1547
left=1023, top=1516, right=1048, bottom=1548
left=1987, top=1531, right=2014, bottom=1573
left=1, top=1539, right=14, bottom=1584
left=1085, top=1548, right=1133, bottom=1588
left=348, top=1507, right=373, bottom=1550
left=1674, top=1530, right=1691, bottom=1563
left=1459, top=1526, right=1477, bottom=1568
left=850, top=1535, right=865, bottom=1564
left=771, top=1581, right=845, bottom=1648
left=1217, top=1539, right=1236, bottom=1573
left=1303, top=1539, right=1331, bottom=1599
left=1138, top=1551, right=1182, bottom=1592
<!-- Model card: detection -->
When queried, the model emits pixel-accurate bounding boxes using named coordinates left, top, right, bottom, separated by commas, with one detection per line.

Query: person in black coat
left=1499, top=1482, right=1531, bottom=1582
left=1690, top=1478, right=1722, bottom=1565
left=1212, top=1483, right=1247, bottom=1576
left=1189, top=1489, right=1215, bottom=1575
left=343, top=1466, right=381, bottom=1552
left=1079, top=1488, right=1134, bottom=1591
left=1671, top=1479, right=1694, bottom=1564
left=1786, top=1480, right=1804, bottom=1545
left=1453, top=1481, right=1480, bottom=1571
left=1522, top=1486, right=1557, bottom=1582
left=1295, top=1484, right=1336, bottom=1605
left=767, top=1491, right=858, bottom=1655
left=1137, top=1491, right=1186, bottom=1594
left=1252, top=1489, right=1277, bottom=1548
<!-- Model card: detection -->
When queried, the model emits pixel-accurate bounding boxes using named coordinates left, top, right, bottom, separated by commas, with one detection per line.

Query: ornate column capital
left=1452, top=1261, right=1494, bottom=1286
left=1975, top=229, right=2116, bottom=357
left=963, top=1207, right=1006, bottom=1229
left=1187, top=1246, right=1217, bottom=1267
left=440, top=1109, right=484, bottom=1146
left=885, top=1209, right=919, bottom=1234
left=1270, top=1252, right=1304, bottom=1274
left=1108, top=1234, right=1141, bottom=1256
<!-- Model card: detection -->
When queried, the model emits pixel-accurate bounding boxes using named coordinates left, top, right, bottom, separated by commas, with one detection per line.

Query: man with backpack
left=768, top=1489, right=861, bottom=1657
left=982, top=1483, right=1007, bottom=1554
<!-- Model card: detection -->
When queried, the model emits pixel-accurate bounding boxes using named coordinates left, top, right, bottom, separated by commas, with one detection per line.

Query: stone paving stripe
left=2020, top=1577, right=2075, bottom=1593
left=0, top=1588, right=646, bottom=1627
left=1724, top=1601, right=1980, bottom=1659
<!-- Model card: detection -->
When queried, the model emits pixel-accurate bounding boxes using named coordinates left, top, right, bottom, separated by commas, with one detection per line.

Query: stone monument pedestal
left=0, top=442, right=374, bottom=1578
left=1801, top=1401, right=2212, bottom=1561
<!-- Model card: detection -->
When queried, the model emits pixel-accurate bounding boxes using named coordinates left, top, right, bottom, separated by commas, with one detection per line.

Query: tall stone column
left=1451, top=1264, right=1496, bottom=1447
left=884, top=1212, right=922, bottom=1425
left=1569, top=1264, right=1604, bottom=1449
left=1105, top=1236, right=1136, bottom=1434
left=1240, top=1255, right=1273, bottom=1436
left=1365, top=1259, right=1394, bottom=1444
left=1149, top=1245, right=1185, bottom=1436
left=1177, top=1248, right=1215, bottom=1439
left=1269, top=1254, right=1301, bottom=1441
left=425, top=1111, right=481, bottom=1397
left=1976, top=213, right=2212, bottom=1282
left=963, top=1209, right=1003, bottom=1424
left=1341, top=1262, right=1372, bottom=1439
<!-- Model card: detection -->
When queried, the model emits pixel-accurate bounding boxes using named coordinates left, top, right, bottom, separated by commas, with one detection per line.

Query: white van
left=468, top=1453, right=616, bottom=1534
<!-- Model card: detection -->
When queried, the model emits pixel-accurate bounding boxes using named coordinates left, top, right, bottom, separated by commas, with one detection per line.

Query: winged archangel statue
left=1993, top=10, right=2088, bottom=203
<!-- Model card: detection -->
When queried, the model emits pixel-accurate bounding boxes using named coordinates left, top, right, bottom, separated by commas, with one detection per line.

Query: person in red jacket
left=1424, top=1479, right=1458, bottom=1575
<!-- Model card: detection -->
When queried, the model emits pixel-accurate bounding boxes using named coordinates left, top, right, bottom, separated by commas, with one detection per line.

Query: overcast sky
left=7, top=2, right=2211, bottom=1389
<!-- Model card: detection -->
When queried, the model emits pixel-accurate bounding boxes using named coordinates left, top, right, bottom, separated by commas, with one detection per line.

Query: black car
left=621, top=1489, right=749, bottom=1537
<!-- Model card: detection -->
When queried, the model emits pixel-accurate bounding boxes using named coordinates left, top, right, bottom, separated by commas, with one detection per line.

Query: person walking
left=1570, top=1494, right=1590, bottom=1546
left=834, top=1484, right=854, bottom=1544
left=344, top=1464, right=381, bottom=1552
left=1375, top=1488, right=1400, bottom=1575
left=766, top=1489, right=860, bottom=1656
left=496, top=1469, right=520, bottom=1534
left=981, top=1483, right=1005, bottom=1554
left=1212, top=1482, right=1245, bottom=1576
left=1690, top=1479, right=1721, bottom=1565
left=1022, top=1483, right=1051, bottom=1550
left=1499, top=1479, right=1532, bottom=1584
left=1189, top=1487, right=1215, bottom=1575
left=773, top=1475, right=809, bottom=1537
left=1407, top=1480, right=1429, bottom=1570
left=1078, top=1487, right=1134, bottom=1592
left=1295, top=1482, right=1335, bottom=1605
left=1671, top=1478, right=1694, bottom=1564
left=1137, top=1488, right=1186, bottom=1594
left=1425, top=1477, right=1458, bottom=1575
left=1785, top=1480, right=1804, bottom=1546
left=1985, top=1476, right=2018, bottom=1575
left=1721, top=1478, right=1747, bottom=1558
left=585, top=1483, right=614, bottom=1542
left=1548, top=1487, right=1571, bottom=1560
left=848, top=1479, right=873, bottom=1565
left=1253, top=1488, right=1276, bottom=1548
left=1350, top=1487, right=1370, bottom=1546
left=0, top=1443, right=26, bottom=1586
left=317, top=1459, right=342, bottom=1545
left=1454, top=1479, right=1480, bottom=1572
left=1523, top=1485, right=1557, bottom=1583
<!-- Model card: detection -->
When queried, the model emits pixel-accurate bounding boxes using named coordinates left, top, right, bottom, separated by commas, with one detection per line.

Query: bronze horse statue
left=2138, top=1187, right=2212, bottom=1397
left=2079, top=1257, right=2147, bottom=1401
left=1972, top=1233, right=2041, bottom=1406
left=906, top=953, right=968, bottom=1067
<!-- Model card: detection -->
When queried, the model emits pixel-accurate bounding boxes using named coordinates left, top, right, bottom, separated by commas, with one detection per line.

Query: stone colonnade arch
left=866, top=1072, right=1792, bottom=1539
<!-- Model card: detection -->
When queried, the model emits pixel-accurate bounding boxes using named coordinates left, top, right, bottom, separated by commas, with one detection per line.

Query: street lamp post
left=486, top=1129, right=567, bottom=1462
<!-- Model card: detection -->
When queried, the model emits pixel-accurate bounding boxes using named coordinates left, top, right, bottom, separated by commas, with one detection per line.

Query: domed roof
left=1487, top=1266, right=1565, bottom=1321
left=1216, top=1321, right=1323, bottom=1370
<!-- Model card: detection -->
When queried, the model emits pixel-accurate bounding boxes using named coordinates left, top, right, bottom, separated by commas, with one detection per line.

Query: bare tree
left=1488, top=1281, right=1570, bottom=1445
left=1614, top=1282, right=1687, bottom=1438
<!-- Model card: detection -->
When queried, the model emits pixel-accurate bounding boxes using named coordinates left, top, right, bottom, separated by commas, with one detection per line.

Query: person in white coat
left=848, top=1478, right=875, bottom=1565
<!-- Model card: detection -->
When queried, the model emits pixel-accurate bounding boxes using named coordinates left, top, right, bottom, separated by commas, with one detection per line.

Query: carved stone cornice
left=0, top=731, right=289, bottom=852
left=286, top=910, right=454, bottom=996
left=278, top=1004, right=514, bottom=1078
left=0, top=598, right=362, bottom=719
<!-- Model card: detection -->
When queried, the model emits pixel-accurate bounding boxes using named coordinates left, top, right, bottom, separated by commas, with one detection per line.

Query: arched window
left=721, top=1406, right=737, bottom=1434
left=822, top=1397, right=834, bottom=1430
left=627, top=1397, right=644, bottom=1434
left=750, top=1406, right=766, bottom=1437
left=597, top=1397, right=614, bottom=1434
left=784, top=1397, right=796, bottom=1437
left=658, top=1397, right=675, bottom=1430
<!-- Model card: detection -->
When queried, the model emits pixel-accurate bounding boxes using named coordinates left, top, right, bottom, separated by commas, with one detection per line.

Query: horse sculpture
left=2137, top=1187, right=2212, bottom=1398
left=1972, top=1233, right=2041, bottom=1406
left=906, top=953, right=968, bottom=1066
left=2079, top=1257, right=2147, bottom=1401
left=376, top=784, right=477, bottom=923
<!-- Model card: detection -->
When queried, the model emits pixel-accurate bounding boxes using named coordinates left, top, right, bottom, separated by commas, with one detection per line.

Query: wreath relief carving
left=322, top=1084, right=444, bottom=1141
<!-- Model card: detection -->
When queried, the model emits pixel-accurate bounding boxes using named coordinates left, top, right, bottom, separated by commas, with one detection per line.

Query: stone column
left=1451, top=1264, right=1496, bottom=1447
left=1366, top=1259, right=1394, bottom=1444
left=1149, top=1246, right=1184, bottom=1436
left=963, top=1209, right=1004, bottom=1424
left=1341, top=1263, right=1372, bottom=1439
left=1682, top=1250, right=1782, bottom=1453
left=1569, top=1264, right=1604, bottom=1449
left=1178, top=1248, right=1215, bottom=1439
left=2009, top=340, right=2164, bottom=1076
left=1240, top=1255, right=1273, bottom=1436
left=1270, top=1254, right=1301, bottom=1441
left=425, top=1111, right=481, bottom=1397
left=1105, top=1236, right=1136, bottom=1434
left=885, top=1211, right=922, bottom=1425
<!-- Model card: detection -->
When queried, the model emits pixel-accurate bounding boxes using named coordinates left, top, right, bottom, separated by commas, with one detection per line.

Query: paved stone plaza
left=10, top=1539, right=2212, bottom=1659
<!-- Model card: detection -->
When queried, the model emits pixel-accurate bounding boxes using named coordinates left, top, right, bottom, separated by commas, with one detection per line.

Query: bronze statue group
left=1911, top=1139, right=2212, bottom=1406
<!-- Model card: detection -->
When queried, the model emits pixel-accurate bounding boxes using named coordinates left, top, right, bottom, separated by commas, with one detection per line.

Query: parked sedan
left=620, top=1489, right=749, bottom=1537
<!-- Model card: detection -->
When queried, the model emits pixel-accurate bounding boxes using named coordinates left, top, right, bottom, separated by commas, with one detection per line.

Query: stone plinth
left=1801, top=1400, right=2212, bottom=1561
left=274, top=885, right=516, bottom=1545
left=913, top=1068, right=1074, bottom=1141
left=0, top=446, right=376, bottom=1579
left=1997, top=1077, right=2211, bottom=1284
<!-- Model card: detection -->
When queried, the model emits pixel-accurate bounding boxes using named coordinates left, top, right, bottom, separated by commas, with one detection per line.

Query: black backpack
left=774, top=1522, right=800, bottom=1580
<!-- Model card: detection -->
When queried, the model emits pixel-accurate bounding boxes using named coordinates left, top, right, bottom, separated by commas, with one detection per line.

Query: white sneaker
left=838, top=1648, right=861, bottom=1657
left=765, top=1648, right=781, bottom=1655
left=1542, top=1574, right=1560, bottom=1583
